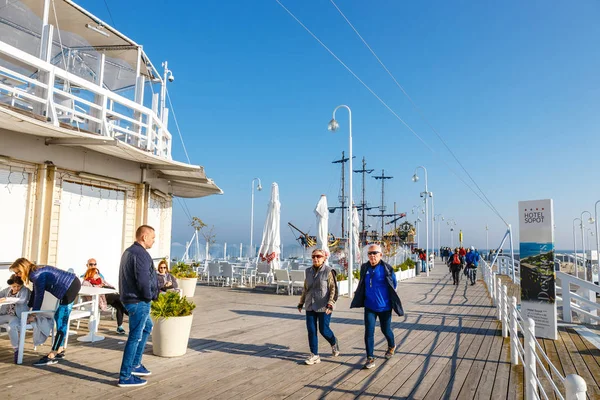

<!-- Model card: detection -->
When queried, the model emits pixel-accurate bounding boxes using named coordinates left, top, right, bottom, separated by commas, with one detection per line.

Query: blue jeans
left=119, top=302, right=153, bottom=380
left=364, top=308, right=394, bottom=358
left=421, top=260, right=427, bottom=272
left=306, top=310, right=336, bottom=355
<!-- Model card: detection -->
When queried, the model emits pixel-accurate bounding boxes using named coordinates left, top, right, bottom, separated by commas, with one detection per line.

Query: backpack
left=451, top=253, right=461, bottom=265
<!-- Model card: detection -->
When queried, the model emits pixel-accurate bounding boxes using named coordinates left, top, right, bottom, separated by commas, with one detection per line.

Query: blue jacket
left=29, top=266, right=76, bottom=310
left=350, top=261, right=404, bottom=316
left=465, top=251, right=480, bottom=266
left=119, top=242, right=158, bottom=304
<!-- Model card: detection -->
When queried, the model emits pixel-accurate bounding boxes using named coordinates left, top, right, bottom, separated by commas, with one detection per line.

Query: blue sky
left=79, top=0, right=600, bottom=256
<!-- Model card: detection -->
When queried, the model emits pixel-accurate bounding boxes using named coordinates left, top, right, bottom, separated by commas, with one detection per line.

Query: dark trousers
left=451, top=267, right=461, bottom=284
left=105, top=293, right=127, bottom=326
left=364, top=308, right=394, bottom=358
left=306, top=310, right=336, bottom=355
left=468, top=267, right=477, bottom=284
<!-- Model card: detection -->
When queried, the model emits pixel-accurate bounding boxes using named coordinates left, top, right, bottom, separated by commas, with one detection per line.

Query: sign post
left=518, top=199, right=557, bottom=340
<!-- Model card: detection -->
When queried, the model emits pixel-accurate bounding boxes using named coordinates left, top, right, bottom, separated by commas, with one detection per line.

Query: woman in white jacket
left=0, top=275, right=31, bottom=363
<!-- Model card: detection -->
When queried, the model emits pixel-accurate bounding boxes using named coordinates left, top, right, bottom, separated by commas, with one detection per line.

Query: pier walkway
left=0, top=262, right=598, bottom=399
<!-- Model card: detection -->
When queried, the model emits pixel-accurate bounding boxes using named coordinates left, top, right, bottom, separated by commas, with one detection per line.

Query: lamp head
left=412, top=174, right=419, bottom=183
left=257, top=183, right=262, bottom=191
left=327, top=119, right=339, bottom=132
left=589, top=217, right=595, bottom=224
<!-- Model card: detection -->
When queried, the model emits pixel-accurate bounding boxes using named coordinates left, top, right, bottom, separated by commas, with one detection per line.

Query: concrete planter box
left=395, top=268, right=416, bottom=282
left=176, top=277, right=198, bottom=298
left=151, top=314, right=194, bottom=357
left=337, top=280, right=358, bottom=296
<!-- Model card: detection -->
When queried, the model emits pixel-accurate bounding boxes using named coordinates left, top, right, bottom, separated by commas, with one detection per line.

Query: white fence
left=480, top=259, right=588, bottom=400
left=556, top=271, right=600, bottom=325
left=0, top=41, right=172, bottom=159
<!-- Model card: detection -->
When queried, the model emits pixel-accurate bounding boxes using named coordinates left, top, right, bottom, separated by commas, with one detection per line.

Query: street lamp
left=573, top=218, right=582, bottom=278
left=250, top=178, right=262, bottom=259
left=595, top=200, right=600, bottom=281
left=434, top=214, right=444, bottom=257
left=329, top=105, right=354, bottom=297
left=160, top=61, right=174, bottom=124
left=412, top=166, right=430, bottom=276
left=580, top=210, right=595, bottom=280
left=447, top=219, right=456, bottom=248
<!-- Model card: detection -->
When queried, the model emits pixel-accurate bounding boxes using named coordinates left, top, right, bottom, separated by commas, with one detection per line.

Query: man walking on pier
left=465, top=246, right=480, bottom=285
left=351, top=244, right=404, bottom=369
left=448, top=247, right=463, bottom=285
left=298, top=249, right=339, bottom=365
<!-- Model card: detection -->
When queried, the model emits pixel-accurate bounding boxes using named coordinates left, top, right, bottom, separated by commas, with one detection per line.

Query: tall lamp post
left=573, top=217, right=581, bottom=278
left=485, top=225, right=489, bottom=258
left=580, top=210, right=595, bottom=281
left=447, top=219, right=456, bottom=248
left=595, top=200, right=600, bottom=280
left=250, top=178, right=262, bottom=259
left=412, top=166, right=430, bottom=276
left=434, top=214, right=444, bottom=253
left=328, top=105, right=354, bottom=297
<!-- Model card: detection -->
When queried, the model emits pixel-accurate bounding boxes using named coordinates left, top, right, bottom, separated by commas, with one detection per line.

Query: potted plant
left=171, top=261, right=198, bottom=298
left=151, top=291, right=196, bottom=357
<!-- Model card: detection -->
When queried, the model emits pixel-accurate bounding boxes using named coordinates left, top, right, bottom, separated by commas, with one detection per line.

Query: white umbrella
left=352, top=205, right=360, bottom=264
left=258, top=183, right=281, bottom=272
left=314, top=195, right=330, bottom=257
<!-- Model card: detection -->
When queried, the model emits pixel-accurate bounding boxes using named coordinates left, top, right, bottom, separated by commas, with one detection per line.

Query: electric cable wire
left=329, top=0, right=507, bottom=226
left=275, top=0, right=508, bottom=226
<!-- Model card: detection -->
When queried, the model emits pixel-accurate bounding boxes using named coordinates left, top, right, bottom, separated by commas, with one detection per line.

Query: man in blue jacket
left=117, top=225, right=158, bottom=388
left=351, top=244, right=404, bottom=369
left=465, top=246, right=480, bottom=286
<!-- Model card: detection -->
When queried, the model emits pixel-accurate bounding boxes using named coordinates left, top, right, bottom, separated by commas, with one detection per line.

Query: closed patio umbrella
left=258, top=183, right=281, bottom=273
left=314, top=195, right=330, bottom=257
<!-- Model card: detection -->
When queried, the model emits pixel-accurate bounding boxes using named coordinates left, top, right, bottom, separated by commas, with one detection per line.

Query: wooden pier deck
left=0, top=262, right=598, bottom=399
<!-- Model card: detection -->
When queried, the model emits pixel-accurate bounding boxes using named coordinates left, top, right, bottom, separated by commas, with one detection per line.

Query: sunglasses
left=158, top=266, right=167, bottom=269
left=368, top=251, right=380, bottom=255
left=88, top=263, right=97, bottom=266
left=311, top=255, right=324, bottom=259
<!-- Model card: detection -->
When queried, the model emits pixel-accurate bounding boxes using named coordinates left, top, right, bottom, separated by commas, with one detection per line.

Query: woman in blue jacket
left=10, top=257, right=81, bottom=366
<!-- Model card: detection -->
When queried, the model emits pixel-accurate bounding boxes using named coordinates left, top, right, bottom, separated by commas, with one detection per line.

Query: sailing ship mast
left=329, top=151, right=354, bottom=238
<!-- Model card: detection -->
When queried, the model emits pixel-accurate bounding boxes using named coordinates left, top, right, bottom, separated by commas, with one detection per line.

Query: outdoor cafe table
left=76, top=286, right=117, bottom=343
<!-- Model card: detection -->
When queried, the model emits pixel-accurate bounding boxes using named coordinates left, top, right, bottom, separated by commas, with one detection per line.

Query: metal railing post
left=502, top=285, right=509, bottom=338
left=510, top=296, right=518, bottom=365
left=524, top=317, right=537, bottom=400
left=564, top=374, right=587, bottom=400
left=562, top=276, right=572, bottom=323
left=497, top=277, right=503, bottom=321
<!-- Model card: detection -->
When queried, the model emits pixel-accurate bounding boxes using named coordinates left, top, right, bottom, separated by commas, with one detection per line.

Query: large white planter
left=152, top=314, right=194, bottom=357
left=177, top=277, right=198, bottom=298
left=337, top=280, right=358, bottom=296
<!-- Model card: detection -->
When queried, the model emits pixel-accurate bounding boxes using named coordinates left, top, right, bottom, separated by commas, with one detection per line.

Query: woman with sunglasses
left=82, top=267, right=128, bottom=334
left=9, top=257, right=81, bottom=366
left=156, top=260, right=178, bottom=292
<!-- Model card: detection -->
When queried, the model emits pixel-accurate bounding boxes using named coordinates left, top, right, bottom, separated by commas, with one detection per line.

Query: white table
left=76, top=286, right=117, bottom=343
left=0, top=297, right=19, bottom=307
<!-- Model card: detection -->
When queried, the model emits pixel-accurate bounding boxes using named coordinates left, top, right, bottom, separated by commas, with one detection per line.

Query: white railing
left=0, top=40, right=172, bottom=159
left=480, top=259, right=588, bottom=400
left=556, top=271, right=600, bottom=324
left=495, top=255, right=521, bottom=284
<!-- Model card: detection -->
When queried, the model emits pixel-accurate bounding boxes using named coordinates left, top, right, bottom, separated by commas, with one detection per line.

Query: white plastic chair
left=221, top=263, right=242, bottom=287
left=274, top=269, right=292, bottom=295
left=207, top=263, right=223, bottom=285
left=289, top=270, right=305, bottom=295
left=17, top=292, right=58, bottom=365
left=256, top=262, right=271, bottom=284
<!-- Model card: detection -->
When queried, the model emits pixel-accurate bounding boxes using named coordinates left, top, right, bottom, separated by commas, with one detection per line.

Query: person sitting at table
left=0, top=274, right=31, bottom=363
left=10, top=257, right=81, bottom=366
left=156, top=260, right=179, bottom=293
left=82, top=267, right=128, bottom=335
left=80, top=258, right=105, bottom=279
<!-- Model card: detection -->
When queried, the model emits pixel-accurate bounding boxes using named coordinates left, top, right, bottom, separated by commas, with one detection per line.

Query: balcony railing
left=0, top=40, right=171, bottom=159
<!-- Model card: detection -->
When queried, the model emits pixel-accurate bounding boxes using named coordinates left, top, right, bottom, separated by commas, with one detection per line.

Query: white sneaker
left=305, top=354, right=321, bottom=365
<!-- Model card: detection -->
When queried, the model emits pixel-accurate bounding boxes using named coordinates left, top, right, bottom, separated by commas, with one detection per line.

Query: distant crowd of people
left=445, top=246, right=480, bottom=285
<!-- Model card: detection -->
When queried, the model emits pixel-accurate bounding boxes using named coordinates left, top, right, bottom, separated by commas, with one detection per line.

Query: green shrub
left=170, top=261, right=198, bottom=279
left=337, top=272, right=348, bottom=281
left=151, top=291, right=196, bottom=319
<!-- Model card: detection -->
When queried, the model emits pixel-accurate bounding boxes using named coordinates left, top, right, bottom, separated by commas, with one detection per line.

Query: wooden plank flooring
left=0, top=262, right=597, bottom=399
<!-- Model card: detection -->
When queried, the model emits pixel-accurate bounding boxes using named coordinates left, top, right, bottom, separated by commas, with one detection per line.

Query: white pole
left=331, top=105, right=354, bottom=298
left=431, top=193, right=435, bottom=268
left=595, top=201, right=600, bottom=281
left=486, top=225, right=489, bottom=258
left=508, top=224, right=516, bottom=283
left=510, top=296, right=518, bottom=365
left=524, top=318, right=537, bottom=400
left=240, top=242, right=243, bottom=259
left=580, top=215, right=586, bottom=278
left=573, top=218, right=580, bottom=278
left=250, top=178, right=262, bottom=259
left=223, top=242, right=227, bottom=260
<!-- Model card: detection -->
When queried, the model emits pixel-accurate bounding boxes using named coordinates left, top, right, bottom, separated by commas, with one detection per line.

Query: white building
left=0, top=0, right=221, bottom=286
